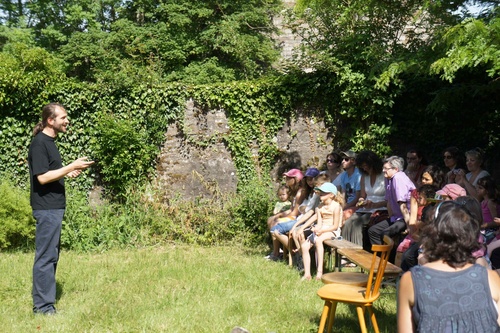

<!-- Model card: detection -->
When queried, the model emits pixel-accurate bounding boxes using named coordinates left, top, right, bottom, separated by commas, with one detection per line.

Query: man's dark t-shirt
left=28, top=132, right=65, bottom=210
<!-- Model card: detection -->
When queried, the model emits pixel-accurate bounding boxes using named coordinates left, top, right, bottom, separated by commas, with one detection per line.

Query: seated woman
left=455, top=147, right=490, bottom=199
left=442, top=146, right=466, bottom=184
left=266, top=168, right=305, bottom=261
left=271, top=168, right=320, bottom=257
left=340, top=150, right=386, bottom=247
left=398, top=200, right=500, bottom=332
left=323, top=152, right=343, bottom=182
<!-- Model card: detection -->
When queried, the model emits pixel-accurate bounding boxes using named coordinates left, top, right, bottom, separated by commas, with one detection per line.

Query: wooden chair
left=315, top=236, right=393, bottom=333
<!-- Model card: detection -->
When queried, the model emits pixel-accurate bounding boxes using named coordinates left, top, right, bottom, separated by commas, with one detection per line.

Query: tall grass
left=0, top=246, right=397, bottom=332
left=60, top=180, right=275, bottom=252
left=1, top=173, right=276, bottom=252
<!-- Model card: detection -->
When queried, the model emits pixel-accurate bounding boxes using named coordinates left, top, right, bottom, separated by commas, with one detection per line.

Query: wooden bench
left=323, top=238, right=362, bottom=272
left=337, top=248, right=402, bottom=279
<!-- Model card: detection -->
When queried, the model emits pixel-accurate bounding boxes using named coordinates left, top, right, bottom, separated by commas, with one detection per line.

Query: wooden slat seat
left=323, top=238, right=362, bottom=271
left=321, top=247, right=402, bottom=287
left=321, top=272, right=369, bottom=286
left=337, top=248, right=402, bottom=277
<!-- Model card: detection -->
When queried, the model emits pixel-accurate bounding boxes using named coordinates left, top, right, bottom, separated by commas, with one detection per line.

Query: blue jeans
left=32, top=209, right=64, bottom=313
left=270, top=220, right=297, bottom=234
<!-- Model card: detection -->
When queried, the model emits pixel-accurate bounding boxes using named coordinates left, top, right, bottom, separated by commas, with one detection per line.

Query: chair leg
left=317, top=301, right=331, bottom=333
left=326, top=301, right=337, bottom=333
left=356, top=306, right=368, bottom=333
left=367, top=305, right=379, bottom=333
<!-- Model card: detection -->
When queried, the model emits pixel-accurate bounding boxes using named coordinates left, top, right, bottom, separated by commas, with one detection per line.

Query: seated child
left=273, top=185, right=292, bottom=215
left=300, top=182, right=344, bottom=281
left=396, top=185, right=436, bottom=268
left=476, top=176, right=500, bottom=244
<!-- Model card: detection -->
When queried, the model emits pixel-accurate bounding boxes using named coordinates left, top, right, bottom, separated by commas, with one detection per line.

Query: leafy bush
left=228, top=179, right=275, bottom=245
left=91, top=113, right=159, bottom=199
left=0, top=176, right=34, bottom=249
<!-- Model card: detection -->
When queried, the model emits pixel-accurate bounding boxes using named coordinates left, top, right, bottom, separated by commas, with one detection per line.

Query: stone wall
left=155, top=2, right=331, bottom=200
left=273, top=0, right=301, bottom=61
left=155, top=100, right=333, bottom=200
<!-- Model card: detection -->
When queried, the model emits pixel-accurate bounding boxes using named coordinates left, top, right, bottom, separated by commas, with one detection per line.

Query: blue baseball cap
left=304, top=167, right=320, bottom=178
left=314, top=182, right=338, bottom=195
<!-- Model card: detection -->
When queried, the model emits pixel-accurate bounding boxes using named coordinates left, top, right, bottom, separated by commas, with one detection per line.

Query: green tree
left=431, top=15, right=500, bottom=82
left=284, top=0, right=499, bottom=156
left=3, top=0, right=282, bottom=84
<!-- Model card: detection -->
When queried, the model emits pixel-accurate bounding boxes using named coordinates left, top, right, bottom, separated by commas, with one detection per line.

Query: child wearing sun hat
left=299, top=182, right=345, bottom=280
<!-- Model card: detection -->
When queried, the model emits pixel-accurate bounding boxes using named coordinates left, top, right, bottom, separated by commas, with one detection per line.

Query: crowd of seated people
left=265, top=146, right=500, bottom=286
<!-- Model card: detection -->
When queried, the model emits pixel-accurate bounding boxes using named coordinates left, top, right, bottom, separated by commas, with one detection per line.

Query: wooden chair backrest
left=364, top=235, right=394, bottom=299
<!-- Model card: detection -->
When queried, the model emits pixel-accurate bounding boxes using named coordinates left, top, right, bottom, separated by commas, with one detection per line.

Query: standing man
left=368, top=156, right=415, bottom=246
left=28, top=103, right=94, bottom=315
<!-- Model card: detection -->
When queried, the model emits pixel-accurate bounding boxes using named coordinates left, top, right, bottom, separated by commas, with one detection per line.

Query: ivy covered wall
left=1, top=70, right=498, bottom=200
left=0, top=74, right=343, bottom=199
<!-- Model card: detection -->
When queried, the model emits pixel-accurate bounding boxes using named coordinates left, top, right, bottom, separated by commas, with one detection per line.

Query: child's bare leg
left=301, top=240, right=312, bottom=280
left=315, top=233, right=332, bottom=279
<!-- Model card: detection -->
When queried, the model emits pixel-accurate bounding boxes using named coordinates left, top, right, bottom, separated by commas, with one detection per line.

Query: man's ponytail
left=32, top=122, right=44, bottom=136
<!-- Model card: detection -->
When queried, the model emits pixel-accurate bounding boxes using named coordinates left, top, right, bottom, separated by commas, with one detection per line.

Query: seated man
left=333, top=150, right=361, bottom=221
left=368, top=156, right=415, bottom=245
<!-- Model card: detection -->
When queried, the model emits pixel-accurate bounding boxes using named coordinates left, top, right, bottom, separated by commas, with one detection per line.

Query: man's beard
left=54, top=123, right=67, bottom=134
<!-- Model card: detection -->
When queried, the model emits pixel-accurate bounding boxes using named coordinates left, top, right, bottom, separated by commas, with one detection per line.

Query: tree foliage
left=284, top=0, right=499, bottom=159
left=0, top=0, right=499, bottom=200
left=0, top=0, right=282, bottom=84
left=431, top=15, right=500, bottom=81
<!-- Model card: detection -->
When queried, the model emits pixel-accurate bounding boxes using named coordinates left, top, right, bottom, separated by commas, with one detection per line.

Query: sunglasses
left=342, top=157, right=351, bottom=162
left=443, top=155, right=454, bottom=160
left=327, top=159, right=340, bottom=163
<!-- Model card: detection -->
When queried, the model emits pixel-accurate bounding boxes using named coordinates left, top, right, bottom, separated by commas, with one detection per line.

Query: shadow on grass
left=308, top=303, right=396, bottom=333
left=56, top=281, right=64, bottom=302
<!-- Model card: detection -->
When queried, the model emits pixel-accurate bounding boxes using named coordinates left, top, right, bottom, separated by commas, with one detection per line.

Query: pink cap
left=283, top=169, right=304, bottom=182
left=436, top=184, right=466, bottom=200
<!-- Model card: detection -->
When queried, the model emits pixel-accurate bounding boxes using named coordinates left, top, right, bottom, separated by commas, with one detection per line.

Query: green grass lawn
left=0, top=245, right=397, bottom=332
